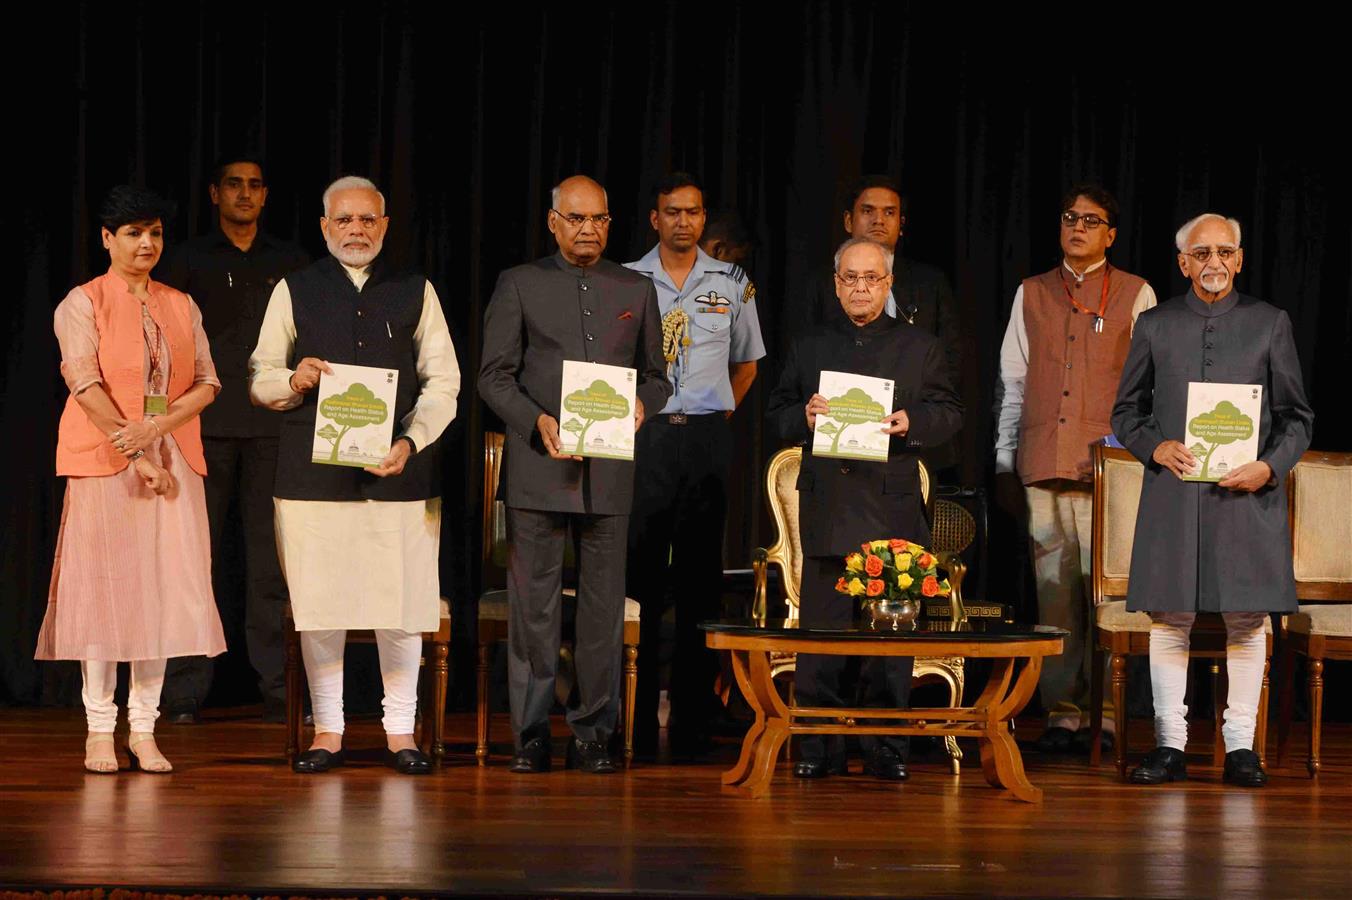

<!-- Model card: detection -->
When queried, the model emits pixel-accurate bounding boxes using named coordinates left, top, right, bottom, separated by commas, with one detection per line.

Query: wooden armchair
left=1087, top=445, right=1273, bottom=777
left=475, top=432, right=641, bottom=767
left=750, top=447, right=965, bottom=774
left=1276, top=450, right=1352, bottom=776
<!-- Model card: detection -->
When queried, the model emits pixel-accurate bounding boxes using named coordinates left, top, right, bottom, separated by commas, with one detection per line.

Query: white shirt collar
left=1062, top=257, right=1106, bottom=284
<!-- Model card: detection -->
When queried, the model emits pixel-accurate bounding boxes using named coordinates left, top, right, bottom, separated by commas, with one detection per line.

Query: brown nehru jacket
left=1016, top=264, right=1146, bottom=485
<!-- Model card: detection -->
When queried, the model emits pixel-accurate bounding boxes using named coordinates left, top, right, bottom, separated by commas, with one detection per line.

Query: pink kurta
left=34, top=283, right=227, bottom=661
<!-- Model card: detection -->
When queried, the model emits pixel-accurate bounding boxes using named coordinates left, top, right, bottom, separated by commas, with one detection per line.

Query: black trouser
left=795, top=555, right=913, bottom=762
left=507, top=508, right=626, bottom=749
left=626, top=414, right=731, bottom=745
left=162, top=435, right=288, bottom=709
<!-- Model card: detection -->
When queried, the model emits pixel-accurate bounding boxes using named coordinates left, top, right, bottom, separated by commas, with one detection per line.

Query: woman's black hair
left=99, top=185, right=176, bottom=233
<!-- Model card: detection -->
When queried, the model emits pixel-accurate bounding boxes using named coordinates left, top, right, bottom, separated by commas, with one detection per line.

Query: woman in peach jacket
left=35, top=186, right=226, bottom=773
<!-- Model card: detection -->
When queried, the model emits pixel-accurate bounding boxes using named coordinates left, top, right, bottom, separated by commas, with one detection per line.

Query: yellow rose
left=897, top=572, right=913, bottom=589
left=870, top=539, right=890, bottom=552
left=908, top=542, right=925, bottom=555
left=847, top=578, right=866, bottom=596
left=896, top=553, right=912, bottom=571
left=845, top=553, right=864, bottom=572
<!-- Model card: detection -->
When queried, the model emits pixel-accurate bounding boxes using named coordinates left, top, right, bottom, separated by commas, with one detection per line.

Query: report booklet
left=1182, top=381, right=1262, bottom=482
left=811, top=370, right=894, bottom=462
left=311, top=362, right=399, bottom=468
left=559, top=360, right=637, bottom=460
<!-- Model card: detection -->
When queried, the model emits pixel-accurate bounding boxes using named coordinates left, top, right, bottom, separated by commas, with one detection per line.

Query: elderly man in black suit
left=767, top=237, right=963, bottom=781
left=478, top=175, right=672, bottom=774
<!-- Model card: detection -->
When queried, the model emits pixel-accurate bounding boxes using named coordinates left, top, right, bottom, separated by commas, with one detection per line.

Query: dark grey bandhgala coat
left=1111, top=291, right=1314, bottom=613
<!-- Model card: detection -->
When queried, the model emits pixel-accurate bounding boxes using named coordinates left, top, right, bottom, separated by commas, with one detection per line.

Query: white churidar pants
left=81, top=659, right=167, bottom=733
left=1149, top=611, right=1267, bottom=752
left=300, top=629, right=423, bottom=735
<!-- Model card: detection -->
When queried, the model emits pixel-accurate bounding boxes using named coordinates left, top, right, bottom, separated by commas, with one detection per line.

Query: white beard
left=328, top=238, right=381, bottom=268
left=1200, top=271, right=1230, bottom=294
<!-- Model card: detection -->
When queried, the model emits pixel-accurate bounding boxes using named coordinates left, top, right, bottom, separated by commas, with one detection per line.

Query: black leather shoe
left=793, top=757, right=848, bottom=778
left=384, top=747, right=433, bottom=775
left=567, top=739, right=617, bottom=774
left=862, top=746, right=910, bottom=781
left=1129, top=746, right=1188, bottom=784
left=1223, top=749, right=1268, bottom=787
left=293, top=748, right=346, bottom=774
left=1033, top=725, right=1075, bottom=752
left=163, top=700, right=200, bottom=725
left=509, top=737, right=551, bottom=774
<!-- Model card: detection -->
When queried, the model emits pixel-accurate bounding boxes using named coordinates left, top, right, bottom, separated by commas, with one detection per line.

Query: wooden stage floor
left=0, top=708, right=1348, bottom=898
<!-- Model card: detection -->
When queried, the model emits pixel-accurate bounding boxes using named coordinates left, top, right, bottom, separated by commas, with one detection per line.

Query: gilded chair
left=1276, top=450, right=1352, bottom=777
left=475, top=431, right=641, bottom=767
left=750, top=446, right=965, bottom=774
left=283, top=597, right=451, bottom=766
left=1087, top=445, right=1273, bottom=776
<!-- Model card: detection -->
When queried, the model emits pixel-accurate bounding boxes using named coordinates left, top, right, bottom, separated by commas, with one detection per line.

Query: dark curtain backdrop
left=6, top=4, right=1348, bottom=705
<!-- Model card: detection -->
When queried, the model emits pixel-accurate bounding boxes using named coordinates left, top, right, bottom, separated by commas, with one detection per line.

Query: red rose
left=864, top=555, right=884, bottom=577
left=888, top=539, right=908, bottom=553
left=861, top=542, right=873, bottom=554
left=921, top=575, right=940, bottom=597
left=867, top=579, right=885, bottom=597
left=918, top=553, right=935, bottom=569
left=835, top=577, right=849, bottom=594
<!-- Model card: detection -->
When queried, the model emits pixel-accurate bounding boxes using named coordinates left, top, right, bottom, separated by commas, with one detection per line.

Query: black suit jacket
left=478, top=253, right=672, bottom=516
left=767, top=314, right=963, bottom=558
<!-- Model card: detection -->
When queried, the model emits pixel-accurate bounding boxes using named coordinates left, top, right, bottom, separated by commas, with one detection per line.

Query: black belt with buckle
left=666, top=414, right=689, bottom=425
left=655, top=412, right=723, bottom=426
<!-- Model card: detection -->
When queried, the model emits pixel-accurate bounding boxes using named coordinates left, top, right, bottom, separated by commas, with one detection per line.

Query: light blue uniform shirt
left=625, top=245, right=766, bottom=415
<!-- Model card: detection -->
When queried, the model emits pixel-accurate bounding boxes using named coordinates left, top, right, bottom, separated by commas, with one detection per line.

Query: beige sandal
left=84, top=733, right=119, bottom=774
left=127, top=732, right=173, bottom=773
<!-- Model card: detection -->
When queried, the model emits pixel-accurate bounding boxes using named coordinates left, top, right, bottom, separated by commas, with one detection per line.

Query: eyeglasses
left=329, top=215, right=383, bottom=230
left=835, top=272, right=889, bottom=287
left=1061, top=211, right=1111, bottom=229
left=551, top=209, right=612, bottom=228
left=1184, top=246, right=1239, bottom=263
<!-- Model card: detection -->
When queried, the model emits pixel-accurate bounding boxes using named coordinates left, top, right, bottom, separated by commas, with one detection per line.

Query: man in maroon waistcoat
left=993, top=184, right=1157, bottom=753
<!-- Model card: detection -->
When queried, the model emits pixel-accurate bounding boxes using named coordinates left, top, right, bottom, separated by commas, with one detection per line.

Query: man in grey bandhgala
left=478, top=175, right=671, bottom=775
left=1111, top=213, right=1313, bottom=788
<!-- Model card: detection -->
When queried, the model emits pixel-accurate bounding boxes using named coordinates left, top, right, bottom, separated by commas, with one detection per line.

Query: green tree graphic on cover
left=817, top=387, right=886, bottom=454
left=1187, top=400, right=1254, bottom=479
left=561, top=380, right=630, bottom=453
left=316, top=383, right=390, bottom=463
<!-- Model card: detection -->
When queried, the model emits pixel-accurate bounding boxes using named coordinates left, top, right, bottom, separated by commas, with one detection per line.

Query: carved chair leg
left=1256, top=656, right=1270, bottom=768
left=433, top=639, right=449, bottom=764
left=1110, top=653, right=1128, bottom=779
left=623, top=643, right=638, bottom=769
left=1308, top=657, right=1324, bottom=778
left=476, top=639, right=491, bottom=767
left=1211, top=662, right=1227, bottom=768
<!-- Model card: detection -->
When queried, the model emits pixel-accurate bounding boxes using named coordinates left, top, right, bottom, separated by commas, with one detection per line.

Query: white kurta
left=249, top=262, right=460, bottom=631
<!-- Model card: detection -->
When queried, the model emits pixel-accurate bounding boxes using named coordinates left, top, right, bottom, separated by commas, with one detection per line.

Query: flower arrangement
left=835, top=539, right=951, bottom=630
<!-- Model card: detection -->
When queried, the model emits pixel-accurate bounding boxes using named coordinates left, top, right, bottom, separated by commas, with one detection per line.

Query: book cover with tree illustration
left=559, top=360, right=637, bottom=460
left=811, top=370, right=893, bottom=462
left=1182, top=382, right=1262, bottom=482
left=311, top=363, right=399, bottom=467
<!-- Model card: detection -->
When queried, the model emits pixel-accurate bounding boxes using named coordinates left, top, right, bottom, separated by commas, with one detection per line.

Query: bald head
left=548, top=175, right=611, bottom=267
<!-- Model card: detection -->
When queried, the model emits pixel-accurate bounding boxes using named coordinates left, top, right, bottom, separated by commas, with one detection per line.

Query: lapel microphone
left=901, top=303, right=918, bottom=325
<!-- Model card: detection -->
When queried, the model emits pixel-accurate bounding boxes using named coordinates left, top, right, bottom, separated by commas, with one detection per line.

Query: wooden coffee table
left=702, top=620, right=1067, bottom=802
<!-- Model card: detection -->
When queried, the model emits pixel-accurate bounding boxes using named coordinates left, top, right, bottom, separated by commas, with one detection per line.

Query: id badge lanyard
left=1059, top=264, right=1110, bottom=333
left=142, top=302, right=169, bottom=416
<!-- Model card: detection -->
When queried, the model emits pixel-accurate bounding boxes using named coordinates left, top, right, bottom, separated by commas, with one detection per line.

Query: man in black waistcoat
left=479, top=175, right=671, bottom=774
left=158, top=157, right=309, bottom=723
left=250, top=176, right=461, bottom=775
left=767, top=238, right=963, bottom=780
left=786, top=176, right=963, bottom=474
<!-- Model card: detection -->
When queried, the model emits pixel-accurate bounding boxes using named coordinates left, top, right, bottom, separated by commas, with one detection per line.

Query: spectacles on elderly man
left=835, top=272, right=890, bottom=287
left=551, top=209, right=612, bottom=228
left=330, top=215, right=383, bottom=230
left=1185, top=246, right=1239, bottom=263
left=1060, top=211, right=1111, bottom=229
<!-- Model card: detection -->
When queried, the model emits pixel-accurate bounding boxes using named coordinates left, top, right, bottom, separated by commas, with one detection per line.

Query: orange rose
left=922, top=575, right=940, bottom=597
left=866, top=578, right=885, bottom=597
left=835, top=577, right=849, bottom=594
left=864, top=555, right=884, bottom=577
left=861, top=542, right=873, bottom=554
left=917, top=553, right=935, bottom=569
left=889, top=539, right=908, bottom=553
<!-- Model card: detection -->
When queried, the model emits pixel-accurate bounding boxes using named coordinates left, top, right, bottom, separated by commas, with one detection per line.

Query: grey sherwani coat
left=478, top=253, right=672, bottom=515
left=1111, top=291, right=1314, bottom=613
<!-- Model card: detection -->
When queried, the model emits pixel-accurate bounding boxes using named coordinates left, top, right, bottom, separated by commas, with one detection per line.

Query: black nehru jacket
left=158, top=228, right=309, bottom=437
left=272, top=257, right=441, bottom=502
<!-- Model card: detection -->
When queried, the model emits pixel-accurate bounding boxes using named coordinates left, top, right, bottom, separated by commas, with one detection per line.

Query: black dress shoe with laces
left=793, top=757, right=848, bottom=778
left=862, top=746, right=910, bottom=781
left=293, top=748, right=346, bottom=774
left=385, top=747, right=434, bottom=775
left=567, top=738, right=617, bottom=774
left=1223, top=749, right=1268, bottom=787
left=1129, top=746, right=1188, bottom=784
left=509, top=737, right=551, bottom=774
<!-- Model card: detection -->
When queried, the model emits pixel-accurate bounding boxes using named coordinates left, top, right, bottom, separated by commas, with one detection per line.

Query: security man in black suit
left=478, top=175, right=672, bottom=775
left=767, top=237, right=963, bottom=780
